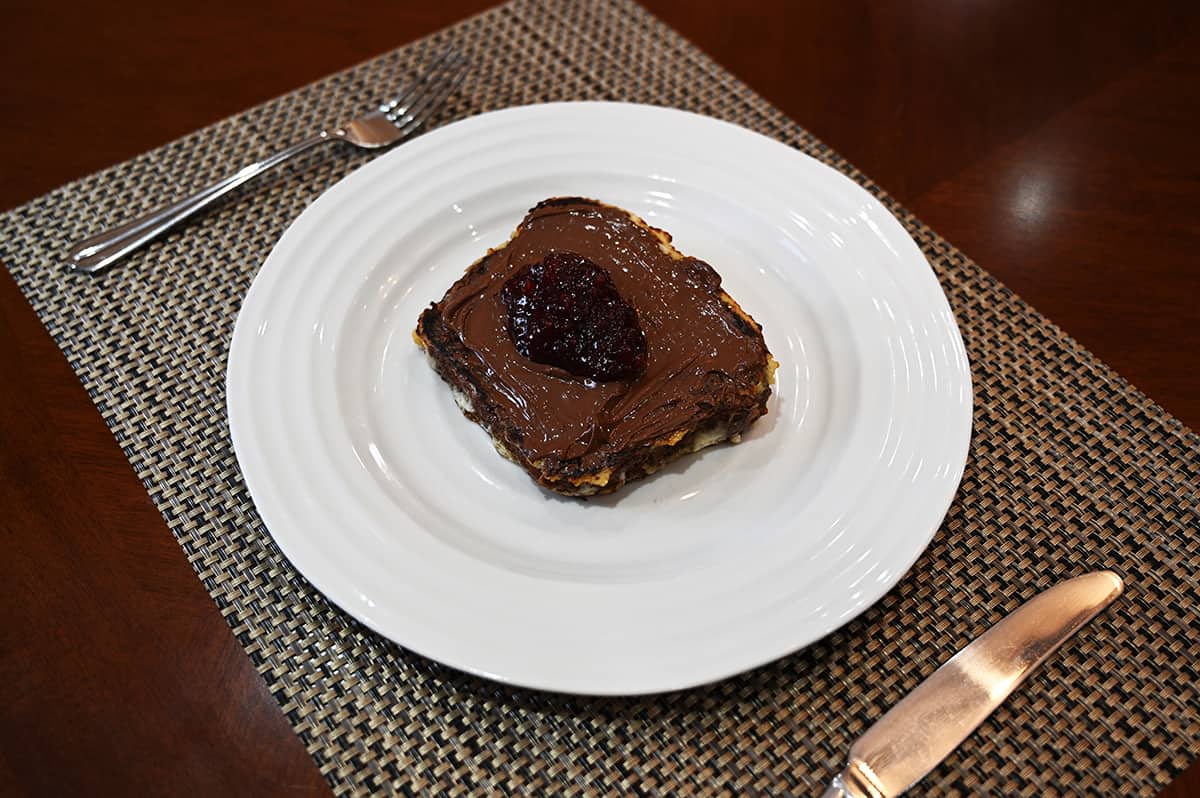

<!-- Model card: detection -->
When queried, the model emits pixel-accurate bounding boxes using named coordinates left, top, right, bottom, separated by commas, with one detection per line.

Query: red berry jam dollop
left=500, top=251, right=647, bottom=381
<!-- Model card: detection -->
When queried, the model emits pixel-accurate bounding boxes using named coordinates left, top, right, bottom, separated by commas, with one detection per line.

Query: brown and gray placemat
left=2, top=0, right=1197, bottom=795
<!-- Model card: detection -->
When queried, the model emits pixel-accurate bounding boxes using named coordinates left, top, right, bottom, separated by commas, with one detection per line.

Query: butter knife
left=821, top=570, right=1124, bottom=798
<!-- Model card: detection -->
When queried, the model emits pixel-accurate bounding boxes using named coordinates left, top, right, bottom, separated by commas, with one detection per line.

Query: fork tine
left=390, top=53, right=466, bottom=121
left=391, top=59, right=468, bottom=137
left=381, top=47, right=462, bottom=117
left=381, top=46, right=456, bottom=106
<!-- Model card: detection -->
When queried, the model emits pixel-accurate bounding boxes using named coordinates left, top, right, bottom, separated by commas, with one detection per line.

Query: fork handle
left=66, top=131, right=335, bottom=274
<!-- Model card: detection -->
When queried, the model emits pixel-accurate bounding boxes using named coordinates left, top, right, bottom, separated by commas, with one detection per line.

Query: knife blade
left=820, top=570, right=1124, bottom=798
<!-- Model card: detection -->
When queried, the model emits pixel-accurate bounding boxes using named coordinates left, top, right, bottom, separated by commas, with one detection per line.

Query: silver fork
left=67, top=48, right=468, bottom=274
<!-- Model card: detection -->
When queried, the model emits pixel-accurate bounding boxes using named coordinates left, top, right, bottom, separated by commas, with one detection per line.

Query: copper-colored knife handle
left=821, top=570, right=1124, bottom=798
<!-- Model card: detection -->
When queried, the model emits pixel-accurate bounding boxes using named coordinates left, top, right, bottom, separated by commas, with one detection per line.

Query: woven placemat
left=2, top=1, right=1197, bottom=795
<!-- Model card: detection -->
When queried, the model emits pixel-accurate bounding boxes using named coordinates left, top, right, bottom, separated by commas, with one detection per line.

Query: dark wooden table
left=2, top=1, right=1196, bottom=795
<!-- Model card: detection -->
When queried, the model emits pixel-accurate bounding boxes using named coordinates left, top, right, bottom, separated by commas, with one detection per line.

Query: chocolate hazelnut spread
left=426, top=198, right=770, bottom=472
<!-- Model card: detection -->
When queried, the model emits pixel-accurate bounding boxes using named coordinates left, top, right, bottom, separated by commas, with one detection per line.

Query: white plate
left=227, top=102, right=972, bottom=695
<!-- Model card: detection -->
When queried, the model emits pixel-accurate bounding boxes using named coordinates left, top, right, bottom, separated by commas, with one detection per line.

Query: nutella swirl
left=435, top=198, right=769, bottom=470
